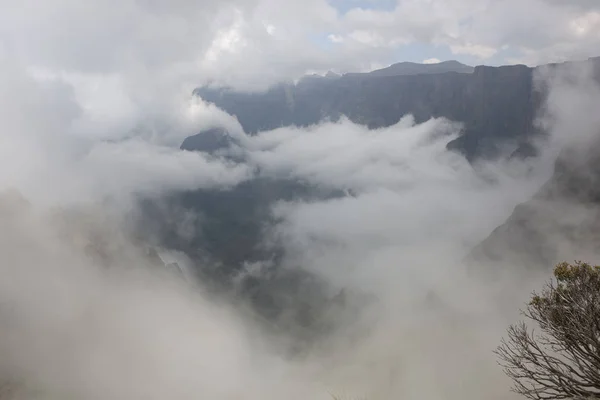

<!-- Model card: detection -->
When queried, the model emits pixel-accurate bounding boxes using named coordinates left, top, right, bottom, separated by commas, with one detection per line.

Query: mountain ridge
left=145, top=55, right=600, bottom=332
left=194, top=57, right=600, bottom=161
left=470, top=140, right=600, bottom=272
left=345, top=60, right=474, bottom=78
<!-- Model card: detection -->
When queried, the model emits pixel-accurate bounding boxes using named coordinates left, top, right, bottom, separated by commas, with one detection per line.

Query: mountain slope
left=195, top=61, right=551, bottom=160
left=195, top=58, right=600, bottom=161
left=470, top=141, right=600, bottom=271
left=147, top=56, right=600, bottom=331
left=349, top=60, right=474, bottom=77
left=176, top=57, right=600, bottom=278
left=468, top=58, right=600, bottom=271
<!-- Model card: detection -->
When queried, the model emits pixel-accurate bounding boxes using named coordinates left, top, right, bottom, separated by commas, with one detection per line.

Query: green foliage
left=497, top=261, right=600, bottom=400
left=553, top=260, right=600, bottom=282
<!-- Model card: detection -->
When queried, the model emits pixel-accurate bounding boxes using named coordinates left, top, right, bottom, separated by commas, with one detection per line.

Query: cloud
left=82, top=139, right=250, bottom=199
left=328, top=34, right=345, bottom=43
left=184, top=64, right=600, bottom=397
left=0, top=48, right=251, bottom=207
left=236, top=113, right=556, bottom=281
left=0, top=197, right=326, bottom=400
left=422, top=58, right=441, bottom=64
left=227, top=114, right=557, bottom=398
left=0, top=49, right=307, bottom=397
left=449, top=43, right=498, bottom=59
left=2, top=0, right=599, bottom=91
left=0, top=99, right=559, bottom=400
left=534, top=58, right=600, bottom=150
left=0, top=42, right=563, bottom=397
left=0, top=2, right=599, bottom=400
left=241, top=115, right=462, bottom=191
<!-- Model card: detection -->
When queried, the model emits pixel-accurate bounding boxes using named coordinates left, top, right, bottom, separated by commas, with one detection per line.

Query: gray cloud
left=0, top=2, right=598, bottom=400
left=1, top=0, right=599, bottom=91
left=0, top=197, right=323, bottom=400
left=185, top=64, right=600, bottom=398
left=194, top=0, right=600, bottom=87
left=0, top=51, right=251, bottom=206
left=238, top=114, right=556, bottom=287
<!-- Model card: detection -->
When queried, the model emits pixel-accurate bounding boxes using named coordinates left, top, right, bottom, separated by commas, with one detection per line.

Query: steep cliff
left=195, top=61, right=544, bottom=160
left=152, top=57, right=600, bottom=329
left=468, top=57, right=600, bottom=271
left=170, top=58, right=600, bottom=288
left=470, top=140, right=600, bottom=271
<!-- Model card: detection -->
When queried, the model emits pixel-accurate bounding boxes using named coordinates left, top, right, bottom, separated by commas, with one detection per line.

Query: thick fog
left=0, top=1, right=599, bottom=400
left=0, top=70, right=585, bottom=400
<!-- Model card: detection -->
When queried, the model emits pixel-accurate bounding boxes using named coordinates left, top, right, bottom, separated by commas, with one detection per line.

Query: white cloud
left=188, top=66, right=600, bottom=397
left=238, top=114, right=556, bottom=273
left=205, top=107, right=567, bottom=398
left=0, top=2, right=599, bottom=400
left=569, top=11, right=600, bottom=37
left=0, top=52, right=251, bottom=207
left=0, top=0, right=599, bottom=90
left=422, top=58, right=441, bottom=64
left=328, top=34, right=345, bottom=43
left=450, top=43, right=498, bottom=59
left=242, top=115, right=464, bottom=191
left=0, top=197, right=324, bottom=400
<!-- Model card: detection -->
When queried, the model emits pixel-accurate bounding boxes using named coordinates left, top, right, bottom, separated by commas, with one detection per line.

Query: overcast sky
left=0, top=0, right=596, bottom=200
left=1, top=0, right=599, bottom=90
left=1, top=2, right=599, bottom=399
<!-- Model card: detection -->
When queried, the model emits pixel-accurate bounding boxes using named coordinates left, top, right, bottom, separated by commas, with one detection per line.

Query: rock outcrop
left=195, top=57, right=600, bottom=161
left=470, top=139, right=600, bottom=271
left=180, top=127, right=235, bottom=154
left=194, top=61, right=556, bottom=160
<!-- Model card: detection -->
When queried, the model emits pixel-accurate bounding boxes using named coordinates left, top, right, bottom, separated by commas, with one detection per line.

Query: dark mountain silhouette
left=470, top=139, right=600, bottom=272
left=352, top=60, right=474, bottom=77
left=298, top=60, right=472, bottom=82
left=194, top=60, right=548, bottom=161
left=468, top=58, right=600, bottom=272
left=193, top=57, right=600, bottom=161
left=140, top=56, right=600, bottom=336
left=180, top=127, right=235, bottom=153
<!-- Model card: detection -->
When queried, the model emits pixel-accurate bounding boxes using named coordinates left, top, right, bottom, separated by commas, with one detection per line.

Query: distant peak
left=439, top=60, right=465, bottom=65
left=358, top=59, right=474, bottom=77
left=389, top=59, right=467, bottom=67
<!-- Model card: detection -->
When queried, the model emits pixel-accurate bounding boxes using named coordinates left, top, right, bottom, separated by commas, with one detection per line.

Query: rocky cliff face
left=180, top=127, right=235, bottom=154
left=148, top=57, right=600, bottom=331
left=468, top=57, right=600, bottom=271
left=136, top=173, right=348, bottom=336
left=470, top=138, right=600, bottom=272
left=195, top=62, right=546, bottom=160
left=163, top=58, right=600, bottom=310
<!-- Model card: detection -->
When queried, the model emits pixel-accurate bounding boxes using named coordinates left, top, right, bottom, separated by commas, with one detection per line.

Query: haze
left=0, top=1, right=599, bottom=400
